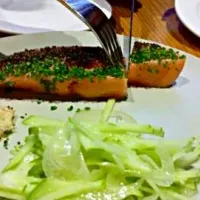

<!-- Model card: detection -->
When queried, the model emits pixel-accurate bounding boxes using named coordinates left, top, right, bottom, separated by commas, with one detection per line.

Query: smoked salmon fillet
left=0, top=46, right=127, bottom=101
left=128, top=42, right=186, bottom=88
left=0, top=43, right=186, bottom=101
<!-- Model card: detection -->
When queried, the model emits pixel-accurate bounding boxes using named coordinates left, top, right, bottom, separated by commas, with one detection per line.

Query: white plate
left=0, top=0, right=112, bottom=34
left=0, top=31, right=200, bottom=199
left=175, top=0, right=200, bottom=37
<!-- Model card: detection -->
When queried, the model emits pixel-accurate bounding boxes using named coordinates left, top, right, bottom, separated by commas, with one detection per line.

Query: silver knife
left=125, top=0, right=135, bottom=72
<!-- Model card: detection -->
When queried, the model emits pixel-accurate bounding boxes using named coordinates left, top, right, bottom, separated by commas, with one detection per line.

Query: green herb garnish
left=37, top=100, right=42, bottom=105
left=1, top=57, right=124, bottom=92
left=85, top=107, right=91, bottom=111
left=67, top=105, right=73, bottom=111
left=50, top=106, right=57, bottom=111
left=76, top=108, right=81, bottom=113
left=3, top=138, right=9, bottom=149
left=130, top=44, right=186, bottom=64
left=5, top=81, right=15, bottom=87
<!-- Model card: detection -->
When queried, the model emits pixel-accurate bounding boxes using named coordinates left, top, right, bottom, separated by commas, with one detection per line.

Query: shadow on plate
left=162, top=7, right=200, bottom=53
left=173, top=76, right=190, bottom=88
left=0, top=89, right=128, bottom=102
left=128, top=76, right=190, bottom=89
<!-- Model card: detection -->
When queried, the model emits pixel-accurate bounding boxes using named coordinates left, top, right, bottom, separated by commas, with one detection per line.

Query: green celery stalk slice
left=97, top=124, right=164, bottom=137
left=22, top=116, right=64, bottom=127
left=0, top=184, right=26, bottom=200
left=27, top=178, right=103, bottom=200
left=3, top=135, right=37, bottom=172
left=100, top=99, right=115, bottom=123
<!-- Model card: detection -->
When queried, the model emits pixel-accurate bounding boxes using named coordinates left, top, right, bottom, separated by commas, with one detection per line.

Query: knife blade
left=126, top=0, right=135, bottom=72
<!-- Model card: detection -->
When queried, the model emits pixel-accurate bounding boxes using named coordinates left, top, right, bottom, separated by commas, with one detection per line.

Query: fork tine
left=109, top=25, right=124, bottom=60
left=100, top=28, right=118, bottom=64
left=99, top=28, right=118, bottom=64
left=59, top=0, right=123, bottom=66
left=105, top=21, right=123, bottom=58
left=0, top=52, right=6, bottom=61
left=102, top=24, right=122, bottom=65
left=101, top=20, right=124, bottom=64
left=99, top=26, right=118, bottom=63
left=98, top=30, right=113, bottom=63
left=99, top=30, right=109, bottom=51
left=105, top=25, right=123, bottom=63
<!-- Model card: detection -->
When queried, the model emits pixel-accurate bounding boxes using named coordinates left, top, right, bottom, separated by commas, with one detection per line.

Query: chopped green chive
left=3, top=138, right=9, bottom=149
left=37, top=100, right=42, bottom=105
left=85, top=107, right=91, bottom=111
left=0, top=56, right=124, bottom=92
left=50, top=105, right=57, bottom=111
left=76, top=108, right=81, bottom=113
left=5, top=81, right=15, bottom=87
left=130, top=43, right=186, bottom=64
left=67, top=105, right=73, bottom=111
left=147, top=68, right=159, bottom=74
left=180, top=54, right=186, bottom=59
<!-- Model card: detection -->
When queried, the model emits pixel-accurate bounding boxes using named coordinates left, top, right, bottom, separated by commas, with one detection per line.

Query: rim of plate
left=175, top=0, right=200, bottom=37
left=0, top=20, right=53, bottom=35
left=0, top=30, right=197, bottom=59
left=0, top=0, right=112, bottom=34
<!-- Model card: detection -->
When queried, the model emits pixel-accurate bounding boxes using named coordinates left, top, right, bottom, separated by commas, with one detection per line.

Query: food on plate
left=0, top=99, right=200, bottom=200
left=0, top=106, right=15, bottom=139
left=0, top=42, right=186, bottom=101
left=0, top=46, right=127, bottom=101
left=128, top=42, right=186, bottom=87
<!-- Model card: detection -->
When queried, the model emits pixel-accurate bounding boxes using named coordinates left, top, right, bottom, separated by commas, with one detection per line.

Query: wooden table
left=1, top=0, right=200, bottom=57
left=108, top=0, right=200, bottom=57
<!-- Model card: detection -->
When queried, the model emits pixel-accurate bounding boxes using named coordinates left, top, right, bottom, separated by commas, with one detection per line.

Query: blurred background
left=107, top=0, right=200, bottom=57
left=0, top=0, right=200, bottom=57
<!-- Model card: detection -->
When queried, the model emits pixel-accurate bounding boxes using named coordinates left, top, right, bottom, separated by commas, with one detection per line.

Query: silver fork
left=58, top=0, right=124, bottom=66
left=0, top=52, right=6, bottom=61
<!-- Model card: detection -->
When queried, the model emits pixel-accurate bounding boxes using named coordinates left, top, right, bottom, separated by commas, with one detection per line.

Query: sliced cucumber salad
left=0, top=99, right=200, bottom=200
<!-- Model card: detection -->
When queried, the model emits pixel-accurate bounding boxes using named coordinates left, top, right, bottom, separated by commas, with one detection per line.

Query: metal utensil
left=126, top=0, right=135, bottom=69
left=0, top=52, right=6, bottom=61
left=58, top=0, right=123, bottom=66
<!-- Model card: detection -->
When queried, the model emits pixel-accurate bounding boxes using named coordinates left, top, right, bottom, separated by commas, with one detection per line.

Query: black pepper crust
left=0, top=46, right=112, bottom=69
left=133, top=41, right=160, bottom=51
